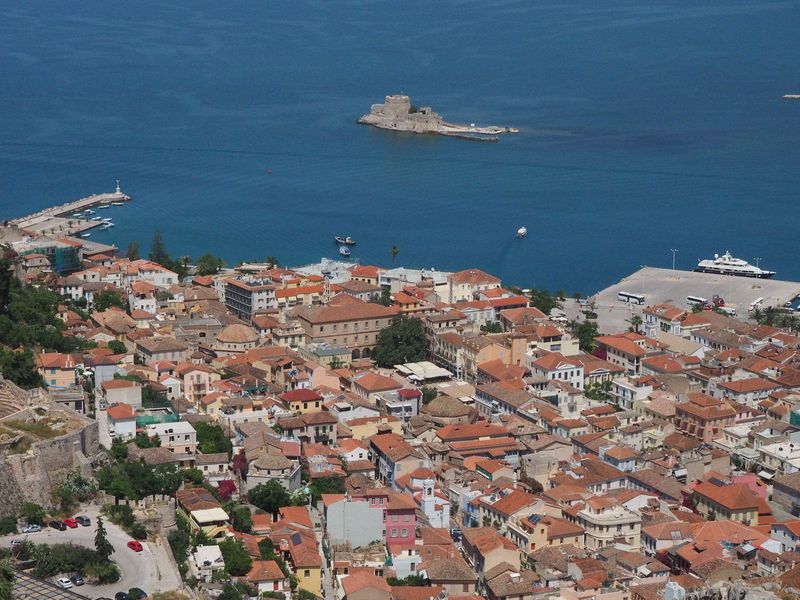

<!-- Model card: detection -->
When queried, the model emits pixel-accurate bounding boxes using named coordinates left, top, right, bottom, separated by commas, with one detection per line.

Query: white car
left=56, top=578, right=73, bottom=589
left=21, top=524, right=41, bottom=533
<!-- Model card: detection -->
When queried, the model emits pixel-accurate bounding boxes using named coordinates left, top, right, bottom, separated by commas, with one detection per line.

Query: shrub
left=168, top=529, right=190, bottom=562
left=19, top=502, right=45, bottom=526
left=0, top=517, right=16, bottom=535
left=84, top=561, right=121, bottom=584
left=130, top=522, right=148, bottom=540
left=103, top=504, right=136, bottom=529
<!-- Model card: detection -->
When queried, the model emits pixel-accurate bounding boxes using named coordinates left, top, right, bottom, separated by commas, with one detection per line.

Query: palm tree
left=265, top=256, right=278, bottom=268
left=763, top=306, right=779, bottom=326
left=390, top=245, right=399, bottom=264
left=628, top=314, right=643, bottom=334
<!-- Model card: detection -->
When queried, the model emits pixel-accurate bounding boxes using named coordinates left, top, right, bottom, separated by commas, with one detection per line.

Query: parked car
left=70, top=575, right=85, bottom=586
left=21, top=524, right=41, bottom=533
left=10, top=540, right=21, bottom=547
left=56, top=577, right=73, bottom=589
left=75, top=515, right=91, bottom=527
left=49, top=520, right=66, bottom=531
left=99, top=401, right=107, bottom=410
left=63, top=517, right=78, bottom=529
left=115, top=592, right=131, bottom=600
left=127, top=540, right=143, bottom=552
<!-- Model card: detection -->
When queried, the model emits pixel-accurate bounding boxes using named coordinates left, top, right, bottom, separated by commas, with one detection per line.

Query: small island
left=358, top=94, right=518, bottom=141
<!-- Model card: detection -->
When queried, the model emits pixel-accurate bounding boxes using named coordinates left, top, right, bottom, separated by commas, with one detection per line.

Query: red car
left=63, top=518, right=78, bottom=529
left=127, top=540, right=143, bottom=552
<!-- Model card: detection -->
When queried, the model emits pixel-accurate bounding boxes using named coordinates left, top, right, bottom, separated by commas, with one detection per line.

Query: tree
left=19, top=502, right=45, bottom=526
left=585, top=380, right=613, bottom=403
left=0, top=517, right=17, bottom=535
left=248, top=480, right=290, bottom=518
left=328, top=355, right=344, bottom=370
left=110, top=438, right=129, bottom=461
left=195, top=253, right=225, bottom=276
left=480, top=321, right=503, bottom=333
left=377, top=287, right=393, bottom=306
left=217, top=479, right=237, bottom=501
left=571, top=319, right=599, bottom=353
left=108, top=340, right=127, bottom=355
left=167, top=528, right=190, bottom=562
left=0, top=559, right=14, bottom=600
left=372, top=315, right=426, bottom=368
left=390, top=245, right=399, bottom=264
left=94, top=289, right=126, bottom=312
left=421, top=386, right=438, bottom=405
left=149, top=230, right=170, bottom=266
left=628, top=314, right=643, bottom=334
left=126, top=242, right=140, bottom=261
left=0, top=348, right=43, bottom=389
left=219, top=584, right=244, bottom=600
left=308, top=476, right=345, bottom=503
left=195, top=422, right=233, bottom=456
left=182, top=468, right=204, bottom=485
left=265, top=256, right=279, bottom=268
left=387, top=574, right=429, bottom=586
left=94, top=517, right=114, bottom=561
left=227, top=504, right=253, bottom=533
left=218, top=539, right=252, bottom=576
left=527, top=288, right=561, bottom=315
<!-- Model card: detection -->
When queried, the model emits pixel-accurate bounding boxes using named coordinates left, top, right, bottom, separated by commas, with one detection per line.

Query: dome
left=217, top=323, right=258, bottom=345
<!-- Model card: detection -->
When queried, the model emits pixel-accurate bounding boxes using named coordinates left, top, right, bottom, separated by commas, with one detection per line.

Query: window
left=403, top=514, right=410, bottom=522
left=379, top=497, right=384, bottom=505
left=401, top=528, right=408, bottom=537
left=392, top=514, right=398, bottom=522
left=304, top=570, right=311, bottom=577
left=391, top=529, right=397, bottom=537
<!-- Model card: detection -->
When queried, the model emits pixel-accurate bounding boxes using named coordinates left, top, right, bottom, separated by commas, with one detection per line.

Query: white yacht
left=516, top=226, right=527, bottom=238
left=694, top=251, right=775, bottom=279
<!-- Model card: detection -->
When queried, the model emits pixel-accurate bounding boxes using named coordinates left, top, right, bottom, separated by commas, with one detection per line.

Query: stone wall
left=0, top=380, right=101, bottom=517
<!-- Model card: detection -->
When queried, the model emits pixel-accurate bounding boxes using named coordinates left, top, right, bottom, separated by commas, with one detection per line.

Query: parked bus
left=748, top=297, right=765, bottom=313
left=686, top=295, right=708, bottom=306
left=718, top=306, right=737, bottom=316
left=618, top=291, right=645, bottom=305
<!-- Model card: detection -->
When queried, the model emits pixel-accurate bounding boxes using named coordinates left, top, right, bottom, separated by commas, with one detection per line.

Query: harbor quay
left=583, top=266, right=800, bottom=333
left=7, top=182, right=130, bottom=237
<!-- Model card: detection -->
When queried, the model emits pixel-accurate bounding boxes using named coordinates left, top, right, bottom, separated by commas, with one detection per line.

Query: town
left=2, top=220, right=800, bottom=600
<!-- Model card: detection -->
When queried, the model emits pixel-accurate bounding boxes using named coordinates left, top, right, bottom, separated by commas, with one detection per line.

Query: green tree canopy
left=527, top=288, right=561, bottom=315
left=126, top=241, right=140, bottom=261
left=0, top=349, right=42, bottom=389
left=94, top=289, right=126, bottom=312
left=218, top=539, right=252, bottom=576
left=248, top=480, right=290, bottom=518
left=94, top=517, right=115, bottom=561
left=480, top=321, right=503, bottom=333
left=195, top=422, right=233, bottom=456
left=108, top=340, right=127, bottom=355
left=195, top=253, right=225, bottom=276
left=19, top=502, right=45, bottom=526
left=571, top=319, right=599, bottom=353
left=372, top=315, right=426, bottom=368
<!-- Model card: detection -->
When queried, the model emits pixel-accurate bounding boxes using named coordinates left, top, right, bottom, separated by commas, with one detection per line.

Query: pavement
left=0, top=505, right=181, bottom=597
left=589, top=267, right=800, bottom=334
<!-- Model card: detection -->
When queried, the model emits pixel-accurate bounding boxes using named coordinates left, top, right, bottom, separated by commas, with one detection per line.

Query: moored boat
left=81, top=233, right=91, bottom=238
left=694, top=251, right=775, bottom=279
left=339, top=246, right=351, bottom=257
left=334, top=236, right=356, bottom=245
left=516, top=226, right=527, bottom=238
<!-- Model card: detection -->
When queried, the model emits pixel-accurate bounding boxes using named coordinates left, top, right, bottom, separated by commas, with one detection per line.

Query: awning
left=758, top=470, right=774, bottom=480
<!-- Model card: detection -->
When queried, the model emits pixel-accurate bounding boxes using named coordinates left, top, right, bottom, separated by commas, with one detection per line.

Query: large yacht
left=694, top=251, right=775, bottom=279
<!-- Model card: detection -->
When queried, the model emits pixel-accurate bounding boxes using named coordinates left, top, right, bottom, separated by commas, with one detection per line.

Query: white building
left=190, top=545, right=225, bottom=582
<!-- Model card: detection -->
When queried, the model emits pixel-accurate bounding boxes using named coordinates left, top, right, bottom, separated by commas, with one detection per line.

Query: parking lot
left=0, top=505, right=181, bottom=597
left=589, top=267, right=800, bottom=333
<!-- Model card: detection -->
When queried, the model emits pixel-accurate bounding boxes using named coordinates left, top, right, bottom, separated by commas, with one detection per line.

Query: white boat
left=102, top=217, right=112, bottom=222
left=694, top=251, right=775, bottom=279
left=516, top=226, right=527, bottom=238
left=334, top=236, right=356, bottom=245
left=111, top=201, right=124, bottom=206
left=72, top=213, right=83, bottom=218
left=91, top=216, right=102, bottom=221
left=97, top=204, right=112, bottom=209
left=81, top=233, right=91, bottom=238
left=84, top=209, right=95, bottom=215
left=339, top=246, right=351, bottom=257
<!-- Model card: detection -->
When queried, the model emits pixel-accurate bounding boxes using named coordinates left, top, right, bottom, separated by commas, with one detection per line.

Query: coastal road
left=0, top=505, right=180, bottom=597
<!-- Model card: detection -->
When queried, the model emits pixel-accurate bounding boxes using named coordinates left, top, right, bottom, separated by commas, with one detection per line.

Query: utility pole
left=670, top=248, right=678, bottom=278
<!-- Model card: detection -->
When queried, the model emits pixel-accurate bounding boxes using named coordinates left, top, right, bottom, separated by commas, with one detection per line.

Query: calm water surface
left=1, top=1, right=799, bottom=293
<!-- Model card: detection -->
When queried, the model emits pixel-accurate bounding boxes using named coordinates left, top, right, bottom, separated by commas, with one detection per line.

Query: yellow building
left=692, top=480, right=759, bottom=525
left=282, top=389, right=324, bottom=414
left=506, top=514, right=586, bottom=556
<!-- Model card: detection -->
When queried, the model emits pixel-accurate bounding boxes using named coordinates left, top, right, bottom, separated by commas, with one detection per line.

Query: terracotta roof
left=352, top=371, right=402, bottom=393
left=217, top=323, right=258, bottom=344
left=107, top=403, right=136, bottom=420
left=693, top=481, right=759, bottom=511
left=246, top=559, right=284, bottom=583
left=449, top=269, right=500, bottom=285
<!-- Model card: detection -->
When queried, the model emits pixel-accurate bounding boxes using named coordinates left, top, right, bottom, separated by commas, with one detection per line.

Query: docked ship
left=694, top=251, right=775, bottom=279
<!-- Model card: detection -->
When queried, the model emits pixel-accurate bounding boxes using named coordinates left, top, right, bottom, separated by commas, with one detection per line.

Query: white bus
left=618, top=291, right=645, bottom=305
left=748, top=297, right=764, bottom=313
left=718, top=306, right=737, bottom=316
left=686, top=295, right=708, bottom=306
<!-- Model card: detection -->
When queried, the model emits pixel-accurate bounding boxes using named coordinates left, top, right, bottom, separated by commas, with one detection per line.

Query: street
left=0, top=505, right=181, bottom=597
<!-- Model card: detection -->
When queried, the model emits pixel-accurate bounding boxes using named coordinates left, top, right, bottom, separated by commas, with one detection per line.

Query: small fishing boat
left=91, top=216, right=102, bottom=221
left=339, top=246, right=351, bottom=257
left=111, top=201, right=124, bottom=206
left=334, top=236, right=356, bottom=245
left=516, top=226, right=527, bottom=238
left=97, top=204, right=112, bottom=209
left=72, top=213, right=83, bottom=218
left=81, top=233, right=91, bottom=238
left=84, top=209, right=95, bottom=215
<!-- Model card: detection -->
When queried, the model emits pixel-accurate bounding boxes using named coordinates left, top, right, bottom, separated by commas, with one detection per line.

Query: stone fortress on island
left=358, top=94, right=518, bottom=141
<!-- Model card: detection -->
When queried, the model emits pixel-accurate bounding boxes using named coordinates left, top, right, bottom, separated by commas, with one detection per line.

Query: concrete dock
left=574, top=267, right=800, bottom=334
left=8, top=182, right=130, bottom=237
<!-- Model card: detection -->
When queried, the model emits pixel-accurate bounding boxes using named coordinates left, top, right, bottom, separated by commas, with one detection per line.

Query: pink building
left=358, top=488, right=418, bottom=548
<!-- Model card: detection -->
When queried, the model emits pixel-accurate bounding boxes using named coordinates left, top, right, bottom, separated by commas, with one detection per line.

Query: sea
left=1, top=0, right=799, bottom=295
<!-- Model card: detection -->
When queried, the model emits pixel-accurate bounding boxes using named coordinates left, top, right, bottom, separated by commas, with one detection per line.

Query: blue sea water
left=1, top=1, right=799, bottom=294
